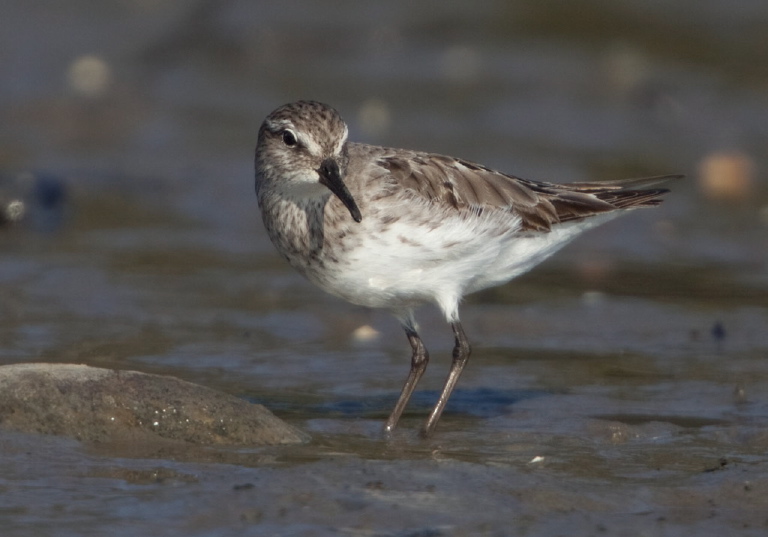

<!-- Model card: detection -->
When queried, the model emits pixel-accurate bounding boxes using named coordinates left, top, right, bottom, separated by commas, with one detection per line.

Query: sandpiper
left=254, top=100, right=679, bottom=436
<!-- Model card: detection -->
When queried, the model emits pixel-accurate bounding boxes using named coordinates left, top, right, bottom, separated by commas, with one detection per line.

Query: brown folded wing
left=377, top=151, right=679, bottom=232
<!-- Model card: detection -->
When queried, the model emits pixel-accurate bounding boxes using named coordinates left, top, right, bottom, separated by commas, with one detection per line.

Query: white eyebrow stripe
left=265, top=119, right=322, bottom=156
left=266, top=118, right=294, bottom=131
left=334, top=124, right=348, bottom=155
left=300, top=133, right=322, bottom=156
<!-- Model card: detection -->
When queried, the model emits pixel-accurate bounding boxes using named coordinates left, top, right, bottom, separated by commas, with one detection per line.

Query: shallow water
left=2, top=1, right=768, bottom=535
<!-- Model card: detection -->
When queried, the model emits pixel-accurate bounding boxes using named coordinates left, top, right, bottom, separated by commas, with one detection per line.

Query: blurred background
left=2, top=0, right=768, bottom=408
left=2, top=1, right=768, bottom=535
left=0, top=0, right=768, bottom=380
left=1, top=0, right=765, bottom=382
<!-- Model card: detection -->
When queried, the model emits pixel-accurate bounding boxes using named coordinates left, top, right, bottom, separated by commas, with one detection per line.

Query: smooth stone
left=0, top=363, right=309, bottom=446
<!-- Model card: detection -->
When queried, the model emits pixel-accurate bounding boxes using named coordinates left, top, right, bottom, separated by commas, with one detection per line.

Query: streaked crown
left=255, top=101, right=349, bottom=189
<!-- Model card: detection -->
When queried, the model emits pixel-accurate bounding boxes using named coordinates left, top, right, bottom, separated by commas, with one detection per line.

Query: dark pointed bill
left=318, top=158, right=363, bottom=223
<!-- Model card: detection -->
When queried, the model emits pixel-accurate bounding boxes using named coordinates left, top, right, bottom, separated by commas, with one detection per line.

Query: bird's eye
left=281, top=130, right=298, bottom=147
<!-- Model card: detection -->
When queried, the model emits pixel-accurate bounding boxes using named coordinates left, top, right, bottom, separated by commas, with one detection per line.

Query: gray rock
left=0, top=363, right=309, bottom=445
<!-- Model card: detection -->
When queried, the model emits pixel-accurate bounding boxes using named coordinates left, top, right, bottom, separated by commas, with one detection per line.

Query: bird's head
left=255, top=100, right=362, bottom=223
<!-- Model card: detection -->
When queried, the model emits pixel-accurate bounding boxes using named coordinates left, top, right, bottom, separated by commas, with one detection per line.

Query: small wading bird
left=254, top=100, right=680, bottom=436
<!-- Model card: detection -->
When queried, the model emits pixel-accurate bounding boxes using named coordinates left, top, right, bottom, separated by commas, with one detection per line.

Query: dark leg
left=421, top=321, right=471, bottom=436
left=384, top=325, right=429, bottom=433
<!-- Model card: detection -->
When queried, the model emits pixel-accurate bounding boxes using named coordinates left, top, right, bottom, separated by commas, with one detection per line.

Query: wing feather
left=367, top=145, right=679, bottom=232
